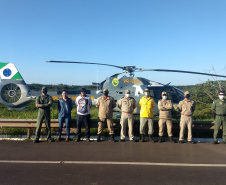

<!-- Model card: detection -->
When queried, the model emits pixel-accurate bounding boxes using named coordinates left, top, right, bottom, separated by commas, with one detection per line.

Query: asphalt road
left=0, top=140, right=226, bottom=185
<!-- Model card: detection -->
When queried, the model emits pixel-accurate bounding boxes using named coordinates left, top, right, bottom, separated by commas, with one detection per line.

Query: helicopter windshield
left=147, top=86, right=183, bottom=103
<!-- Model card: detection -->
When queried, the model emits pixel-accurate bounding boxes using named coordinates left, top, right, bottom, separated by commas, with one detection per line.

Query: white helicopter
left=0, top=61, right=225, bottom=115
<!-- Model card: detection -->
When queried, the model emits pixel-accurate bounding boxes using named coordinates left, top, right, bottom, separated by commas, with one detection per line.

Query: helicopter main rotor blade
left=139, top=69, right=226, bottom=78
left=46, top=60, right=124, bottom=70
left=110, top=71, right=127, bottom=77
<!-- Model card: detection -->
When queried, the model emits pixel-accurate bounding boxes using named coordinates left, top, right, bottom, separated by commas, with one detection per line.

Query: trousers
left=120, top=112, right=134, bottom=140
left=140, top=117, right=153, bottom=135
left=97, top=117, right=114, bottom=135
left=179, top=115, right=192, bottom=142
left=35, top=111, right=51, bottom=139
left=77, top=114, right=90, bottom=138
left=213, top=115, right=226, bottom=142
left=58, top=116, right=71, bottom=137
left=158, top=119, right=173, bottom=137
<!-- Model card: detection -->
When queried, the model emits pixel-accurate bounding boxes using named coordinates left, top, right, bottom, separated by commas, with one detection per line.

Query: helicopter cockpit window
left=147, top=86, right=181, bottom=103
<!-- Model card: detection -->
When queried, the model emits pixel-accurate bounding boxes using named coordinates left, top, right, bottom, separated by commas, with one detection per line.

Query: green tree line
left=28, top=83, right=97, bottom=92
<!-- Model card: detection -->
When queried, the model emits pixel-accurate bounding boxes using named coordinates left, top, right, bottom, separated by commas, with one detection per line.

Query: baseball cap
left=125, top=90, right=130, bottom=94
left=184, top=91, right=190, bottom=95
left=81, top=88, right=87, bottom=93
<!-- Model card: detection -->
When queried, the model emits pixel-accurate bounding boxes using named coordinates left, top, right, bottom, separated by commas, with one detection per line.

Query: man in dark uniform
left=34, top=86, right=53, bottom=143
left=211, top=91, right=226, bottom=144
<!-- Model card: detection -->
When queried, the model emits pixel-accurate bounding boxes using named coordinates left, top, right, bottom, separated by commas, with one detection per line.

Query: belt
left=216, top=114, right=226, bottom=117
left=181, top=114, right=192, bottom=117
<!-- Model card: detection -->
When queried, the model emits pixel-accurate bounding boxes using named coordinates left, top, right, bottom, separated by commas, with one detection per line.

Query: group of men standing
left=33, top=86, right=225, bottom=144
left=117, top=88, right=195, bottom=143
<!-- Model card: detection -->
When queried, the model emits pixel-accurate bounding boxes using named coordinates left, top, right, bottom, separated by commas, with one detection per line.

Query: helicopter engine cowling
left=0, top=79, right=32, bottom=109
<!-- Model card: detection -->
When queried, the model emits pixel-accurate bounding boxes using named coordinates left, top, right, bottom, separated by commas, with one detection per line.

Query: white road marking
left=0, top=160, right=60, bottom=164
left=0, top=160, right=226, bottom=167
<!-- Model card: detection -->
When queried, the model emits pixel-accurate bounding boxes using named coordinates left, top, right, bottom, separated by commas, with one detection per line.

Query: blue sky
left=0, top=0, right=226, bottom=86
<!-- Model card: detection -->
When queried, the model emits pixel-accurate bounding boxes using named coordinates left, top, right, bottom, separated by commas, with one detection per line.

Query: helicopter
left=46, top=60, right=226, bottom=116
left=0, top=61, right=225, bottom=115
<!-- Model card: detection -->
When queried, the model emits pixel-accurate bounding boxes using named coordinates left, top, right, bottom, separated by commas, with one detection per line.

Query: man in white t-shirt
left=75, top=88, right=92, bottom=142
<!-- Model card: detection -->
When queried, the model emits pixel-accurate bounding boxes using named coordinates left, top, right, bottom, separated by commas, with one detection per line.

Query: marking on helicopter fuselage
left=112, top=78, right=119, bottom=86
left=3, top=68, right=12, bottom=77
left=123, top=79, right=141, bottom=84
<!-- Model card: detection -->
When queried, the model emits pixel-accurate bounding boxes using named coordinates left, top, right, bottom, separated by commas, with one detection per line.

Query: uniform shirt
left=118, top=97, right=136, bottom=113
left=139, top=96, right=155, bottom=118
left=158, top=99, right=172, bottom=119
left=178, top=99, right=195, bottom=116
left=58, top=98, right=73, bottom=118
left=96, top=96, right=116, bottom=119
left=36, top=94, right=53, bottom=112
left=76, top=95, right=92, bottom=115
left=211, top=99, right=226, bottom=115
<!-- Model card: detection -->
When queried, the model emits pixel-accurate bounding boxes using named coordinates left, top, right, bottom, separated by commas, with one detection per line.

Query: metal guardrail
left=0, top=119, right=216, bottom=139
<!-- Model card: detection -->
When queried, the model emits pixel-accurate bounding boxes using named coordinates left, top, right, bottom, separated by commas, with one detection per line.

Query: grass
left=0, top=101, right=99, bottom=119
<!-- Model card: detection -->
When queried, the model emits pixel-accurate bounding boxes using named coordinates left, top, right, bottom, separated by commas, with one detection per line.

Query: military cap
left=125, top=90, right=130, bottom=94
left=184, top=91, right=190, bottom=95
left=143, top=88, right=149, bottom=92
left=81, top=88, right=87, bottom=93
left=42, top=86, right=47, bottom=90
left=103, top=88, right=108, bottom=92
left=162, top=91, right=167, bottom=95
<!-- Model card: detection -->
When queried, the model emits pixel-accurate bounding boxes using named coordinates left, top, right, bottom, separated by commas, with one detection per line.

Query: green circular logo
left=112, top=78, right=119, bottom=87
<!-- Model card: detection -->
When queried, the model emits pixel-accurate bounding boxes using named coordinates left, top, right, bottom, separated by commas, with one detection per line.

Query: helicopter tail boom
left=0, top=62, right=32, bottom=110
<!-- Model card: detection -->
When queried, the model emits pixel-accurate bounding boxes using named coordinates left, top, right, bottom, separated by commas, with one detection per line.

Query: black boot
left=169, top=137, right=174, bottom=143
left=77, top=135, right=81, bottom=142
left=158, top=136, right=163, bottom=143
left=97, top=134, right=101, bottom=142
left=86, top=138, right=90, bottom=142
left=149, top=135, right=155, bottom=143
left=33, top=138, right=39, bottom=143
left=111, top=134, right=116, bottom=142
left=140, top=134, right=145, bottom=142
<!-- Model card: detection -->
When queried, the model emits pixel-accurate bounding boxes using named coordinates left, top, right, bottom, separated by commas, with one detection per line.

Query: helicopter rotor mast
left=46, top=60, right=226, bottom=78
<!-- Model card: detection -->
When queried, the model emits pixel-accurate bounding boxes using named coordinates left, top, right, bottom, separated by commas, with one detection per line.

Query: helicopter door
left=113, top=91, right=124, bottom=112
left=116, top=91, right=124, bottom=100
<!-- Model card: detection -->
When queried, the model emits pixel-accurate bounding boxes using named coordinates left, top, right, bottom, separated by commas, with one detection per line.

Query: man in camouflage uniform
left=178, top=91, right=195, bottom=143
left=158, top=91, right=174, bottom=143
left=211, top=91, right=226, bottom=144
left=96, top=89, right=116, bottom=142
left=118, top=90, right=136, bottom=142
left=34, top=86, right=53, bottom=143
